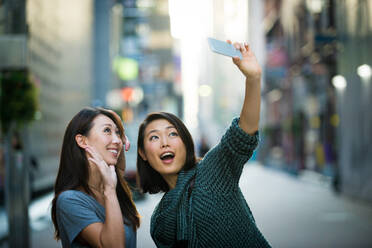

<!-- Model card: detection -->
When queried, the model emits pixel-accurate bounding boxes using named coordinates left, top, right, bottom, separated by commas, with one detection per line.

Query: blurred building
left=260, top=0, right=338, bottom=177
left=102, top=0, right=178, bottom=175
left=116, top=0, right=178, bottom=117
left=167, top=0, right=266, bottom=145
left=260, top=0, right=372, bottom=202
left=1, top=0, right=123, bottom=198
left=26, top=0, right=93, bottom=192
left=335, top=1, right=372, bottom=202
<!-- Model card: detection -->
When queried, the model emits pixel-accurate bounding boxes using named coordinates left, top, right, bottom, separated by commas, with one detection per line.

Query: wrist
left=103, top=187, right=117, bottom=200
left=245, top=75, right=261, bottom=85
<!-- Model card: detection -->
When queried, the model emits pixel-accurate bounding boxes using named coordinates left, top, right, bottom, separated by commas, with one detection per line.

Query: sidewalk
left=0, top=192, right=60, bottom=248
left=1, top=162, right=372, bottom=247
left=241, top=163, right=372, bottom=247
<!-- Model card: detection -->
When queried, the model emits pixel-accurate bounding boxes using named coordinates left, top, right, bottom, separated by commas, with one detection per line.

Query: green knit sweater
left=150, top=117, right=271, bottom=248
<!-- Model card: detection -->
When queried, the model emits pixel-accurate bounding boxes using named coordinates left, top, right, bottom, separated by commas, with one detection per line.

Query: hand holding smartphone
left=207, top=37, right=243, bottom=60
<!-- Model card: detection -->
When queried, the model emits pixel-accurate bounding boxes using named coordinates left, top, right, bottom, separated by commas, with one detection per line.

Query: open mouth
left=160, top=152, right=175, bottom=160
left=108, top=149, right=119, bottom=156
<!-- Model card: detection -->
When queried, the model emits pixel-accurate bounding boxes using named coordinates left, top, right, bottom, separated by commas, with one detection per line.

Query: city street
left=1, top=1, right=372, bottom=247
left=1, top=162, right=370, bottom=248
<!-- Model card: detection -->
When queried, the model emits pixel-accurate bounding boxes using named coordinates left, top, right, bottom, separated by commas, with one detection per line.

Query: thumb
left=124, top=135, right=130, bottom=151
left=232, top=56, right=240, bottom=65
left=109, top=165, right=116, bottom=173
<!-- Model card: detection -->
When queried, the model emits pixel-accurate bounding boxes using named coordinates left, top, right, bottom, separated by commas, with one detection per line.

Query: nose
left=112, top=133, right=122, bottom=145
left=160, top=136, right=169, bottom=148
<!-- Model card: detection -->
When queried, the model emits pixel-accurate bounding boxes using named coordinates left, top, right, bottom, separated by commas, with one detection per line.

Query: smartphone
left=207, top=37, right=242, bottom=60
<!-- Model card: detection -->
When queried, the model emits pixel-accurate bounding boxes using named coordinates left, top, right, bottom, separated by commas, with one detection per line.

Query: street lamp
left=357, top=64, right=372, bottom=80
left=306, top=0, right=325, bottom=14
left=199, top=84, right=212, bottom=97
left=331, top=74, right=347, bottom=193
left=331, top=75, right=346, bottom=132
left=332, top=75, right=347, bottom=91
left=356, top=64, right=371, bottom=146
left=356, top=64, right=371, bottom=96
left=357, top=64, right=371, bottom=92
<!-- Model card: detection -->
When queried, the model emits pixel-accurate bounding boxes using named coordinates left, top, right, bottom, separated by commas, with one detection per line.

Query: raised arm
left=197, top=41, right=262, bottom=190
left=228, top=41, right=262, bottom=135
left=80, top=146, right=125, bottom=248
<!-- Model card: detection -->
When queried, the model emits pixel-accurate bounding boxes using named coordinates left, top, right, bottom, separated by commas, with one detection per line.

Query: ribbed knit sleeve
left=197, top=117, right=259, bottom=192
left=150, top=118, right=270, bottom=248
left=222, top=117, right=259, bottom=156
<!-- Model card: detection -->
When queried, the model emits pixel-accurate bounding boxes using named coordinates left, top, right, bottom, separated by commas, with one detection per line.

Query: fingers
left=84, top=145, right=117, bottom=189
left=85, top=146, right=110, bottom=173
left=124, top=135, right=130, bottom=151
left=109, top=165, right=116, bottom=173
left=232, top=56, right=240, bottom=64
left=233, top=42, right=247, bottom=53
left=227, top=39, right=250, bottom=51
left=85, top=146, right=103, bottom=163
left=244, top=42, right=250, bottom=51
left=226, top=39, right=253, bottom=66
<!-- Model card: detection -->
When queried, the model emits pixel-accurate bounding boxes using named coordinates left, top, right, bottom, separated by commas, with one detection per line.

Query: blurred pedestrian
left=51, top=107, right=140, bottom=248
left=136, top=41, right=271, bottom=247
left=11, top=131, right=23, bottom=151
left=29, top=154, right=39, bottom=194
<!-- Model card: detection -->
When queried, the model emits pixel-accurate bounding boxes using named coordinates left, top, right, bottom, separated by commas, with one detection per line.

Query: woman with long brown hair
left=51, top=107, right=140, bottom=247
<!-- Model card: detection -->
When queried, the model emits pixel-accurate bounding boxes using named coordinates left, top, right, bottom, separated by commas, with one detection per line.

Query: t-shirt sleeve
left=197, top=117, right=259, bottom=191
left=56, top=191, right=102, bottom=245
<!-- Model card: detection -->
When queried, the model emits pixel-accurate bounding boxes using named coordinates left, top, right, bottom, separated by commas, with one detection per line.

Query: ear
left=75, top=134, right=88, bottom=149
left=138, top=148, right=147, bottom=161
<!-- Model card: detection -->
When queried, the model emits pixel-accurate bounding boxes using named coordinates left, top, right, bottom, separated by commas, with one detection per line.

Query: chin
left=104, top=158, right=118, bottom=166
left=111, top=160, right=119, bottom=165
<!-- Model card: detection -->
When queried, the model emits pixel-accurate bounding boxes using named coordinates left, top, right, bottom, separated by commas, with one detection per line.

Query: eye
left=115, top=129, right=120, bottom=136
left=149, top=135, right=159, bottom=141
left=104, top=127, right=111, bottom=133
left=169, top=131, right=178, bottom=137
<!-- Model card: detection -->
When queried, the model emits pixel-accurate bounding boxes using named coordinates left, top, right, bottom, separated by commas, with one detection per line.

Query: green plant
left=0, top=69, right=38, bottom=134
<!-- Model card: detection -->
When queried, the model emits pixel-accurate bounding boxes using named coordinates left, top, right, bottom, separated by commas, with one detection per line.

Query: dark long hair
left=51, top=107, right=140, bottom=240
left=136, top=112, right=197, bottom=193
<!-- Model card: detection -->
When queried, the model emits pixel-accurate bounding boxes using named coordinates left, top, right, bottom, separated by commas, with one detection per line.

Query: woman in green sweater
left=136, top=40, right=271, bottom=247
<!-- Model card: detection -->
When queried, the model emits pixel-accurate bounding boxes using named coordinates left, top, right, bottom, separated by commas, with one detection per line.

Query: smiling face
left=85, top=114, right=123, bottom=166
left=139, top=119, right=186, bottom=182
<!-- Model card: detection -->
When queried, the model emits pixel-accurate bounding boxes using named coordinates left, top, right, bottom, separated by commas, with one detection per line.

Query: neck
left=163, top=174, right=178, bottom=190
left=88, top=183, right=103, bottom=193
left=88, top=172, right=103, bottom=193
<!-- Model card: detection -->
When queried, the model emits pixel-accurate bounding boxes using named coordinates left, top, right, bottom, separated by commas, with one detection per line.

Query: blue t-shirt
left=56, top=190, right=136, bottom=248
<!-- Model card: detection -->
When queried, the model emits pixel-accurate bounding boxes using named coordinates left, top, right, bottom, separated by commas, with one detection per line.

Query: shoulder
left=57, top=190, right=89, bottom=202
left=56, top=190, right=104, bottom=225
left=56, top=190, right=105, bottom=246
left=58, top=189, right=86, bottom=199
left=57, top=190, right=94, bottom=211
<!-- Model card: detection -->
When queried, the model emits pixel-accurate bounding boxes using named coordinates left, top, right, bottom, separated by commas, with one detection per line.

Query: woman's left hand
left=85, top=145, right=117, bottom=191
left=228, top=40, right=262, bottom=81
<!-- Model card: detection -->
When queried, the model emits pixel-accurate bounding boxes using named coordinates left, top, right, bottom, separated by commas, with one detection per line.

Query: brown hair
left=136, top=112, right=197, bottom=193
left=51, top=107, right=140, bottom=240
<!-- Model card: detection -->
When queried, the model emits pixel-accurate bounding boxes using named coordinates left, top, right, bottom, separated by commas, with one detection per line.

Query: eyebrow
left=146, top=126, right=175, bottom=136
left=101, top=123, right=114, bottom=127
left=101, top=123, right=120, bottom=130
